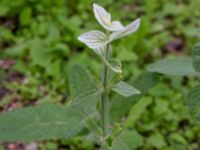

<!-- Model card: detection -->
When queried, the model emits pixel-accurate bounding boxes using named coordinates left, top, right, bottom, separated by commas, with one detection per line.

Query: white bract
left=109, top=18, right=140, bottom=41
left=78, top=3, right=140, bottom=73
left=93, top=3, right=124, bottom=32
left=78, top=30, right=108, bottom=49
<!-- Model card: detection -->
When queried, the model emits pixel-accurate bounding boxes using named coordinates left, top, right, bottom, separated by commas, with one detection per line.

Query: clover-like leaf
left=93, top=3, right=124, bottom=32
left=78, top=30, right=108, bottom=49
left=110, top=18, right=140, bottom=41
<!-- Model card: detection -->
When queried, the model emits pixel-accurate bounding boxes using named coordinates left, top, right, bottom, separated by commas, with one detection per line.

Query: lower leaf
left=0, top=104, right=84, bottom=142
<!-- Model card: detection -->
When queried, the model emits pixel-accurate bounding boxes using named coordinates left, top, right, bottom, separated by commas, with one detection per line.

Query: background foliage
left=0, top=0, right=200, bottom=149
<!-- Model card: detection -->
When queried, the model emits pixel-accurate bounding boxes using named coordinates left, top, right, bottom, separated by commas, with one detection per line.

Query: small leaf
left=110, top=72, right=158, bottom=122
left=0, top=104, right=84, bottom=141
left=110, top=124, right=122, bottom=138
left=112, top=81, right=140, bottom=97
left=30, top=38, right=51, bottom=67
left=186, top=85, right=200, bottom=120
left=147, top=57, right=198, bottom=76
left=19, top=7, right=32, bottom=26
left=85, top=117, right=102, bottom=137
left=147, top=133, right=166, bottom=148
left=133, top=72, right=159, bottom=94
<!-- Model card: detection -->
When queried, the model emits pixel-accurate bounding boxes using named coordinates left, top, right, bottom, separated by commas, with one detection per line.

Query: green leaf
left=147, top=57, right=198, bottom=76
left=125, top=97, right=152, bottom=127
left=117, top=50, right=138, bottom=62
left=112, top=130, right=143, bottom=150
left=69, top=92, right=101, bottom=116
left=112, top=81, right=140, bottom=97
left=0, top=4, right=9, bottom=17
left=3, top=43, right=28, bottom=57
left=192, top=43, right=200, bottom=72
left=110, top=72, right=158, bottom=121
left=0, top=104, right=84, bottom=141
left=110, top=124, right=122, bottom=139
left=69, top=64, right=100, bottom=98
left=19, top=7, right=32, bottom=26
left=133, top=72, right=159, bottom=94
left=30, top=38, right=51, bottom=67
left=85, top=117, right=102, bottom=137
left=186, top=85, right=200, bottom=120
left=68, top=65, right=101, bottom=115
left=147, top=132, right=166, bottom=148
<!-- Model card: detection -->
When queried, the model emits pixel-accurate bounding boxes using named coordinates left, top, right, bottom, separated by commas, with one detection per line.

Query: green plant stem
left=101, top=44, right=110, bottom=144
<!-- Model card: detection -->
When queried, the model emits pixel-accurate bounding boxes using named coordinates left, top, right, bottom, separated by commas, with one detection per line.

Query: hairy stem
left=101, top=44, right=110, bottom=144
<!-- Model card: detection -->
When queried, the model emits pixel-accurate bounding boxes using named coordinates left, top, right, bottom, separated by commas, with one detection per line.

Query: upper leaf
left=112, top=81, right=140, bottom=97
left=78, top=30, right=108, bottom=49
left=0, top=104, right=84, bottom=141
left=186, top=85, right=200, bottom=120
left=147, top=57, right=198, bottom=76
left=109, top=19, right=140, bottom=41
left=93, top=3, right=124, bottom=32
left=93, top=3, right=111, bottom=30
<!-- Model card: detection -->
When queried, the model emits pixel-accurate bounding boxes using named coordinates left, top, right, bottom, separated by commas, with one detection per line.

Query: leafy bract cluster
left=78, top=3, right=140, bottom=73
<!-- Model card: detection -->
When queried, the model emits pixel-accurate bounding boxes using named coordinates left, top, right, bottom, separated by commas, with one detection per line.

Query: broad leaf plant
left=0, top=3, right=145, bottom=150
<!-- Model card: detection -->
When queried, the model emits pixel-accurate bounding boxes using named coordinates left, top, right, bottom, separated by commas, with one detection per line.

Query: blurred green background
left=0, top=0, right=200, bottom=149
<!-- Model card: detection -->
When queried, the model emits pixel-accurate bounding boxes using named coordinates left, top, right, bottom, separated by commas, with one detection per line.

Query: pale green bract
left=78, top=3, right=140, bottom=73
